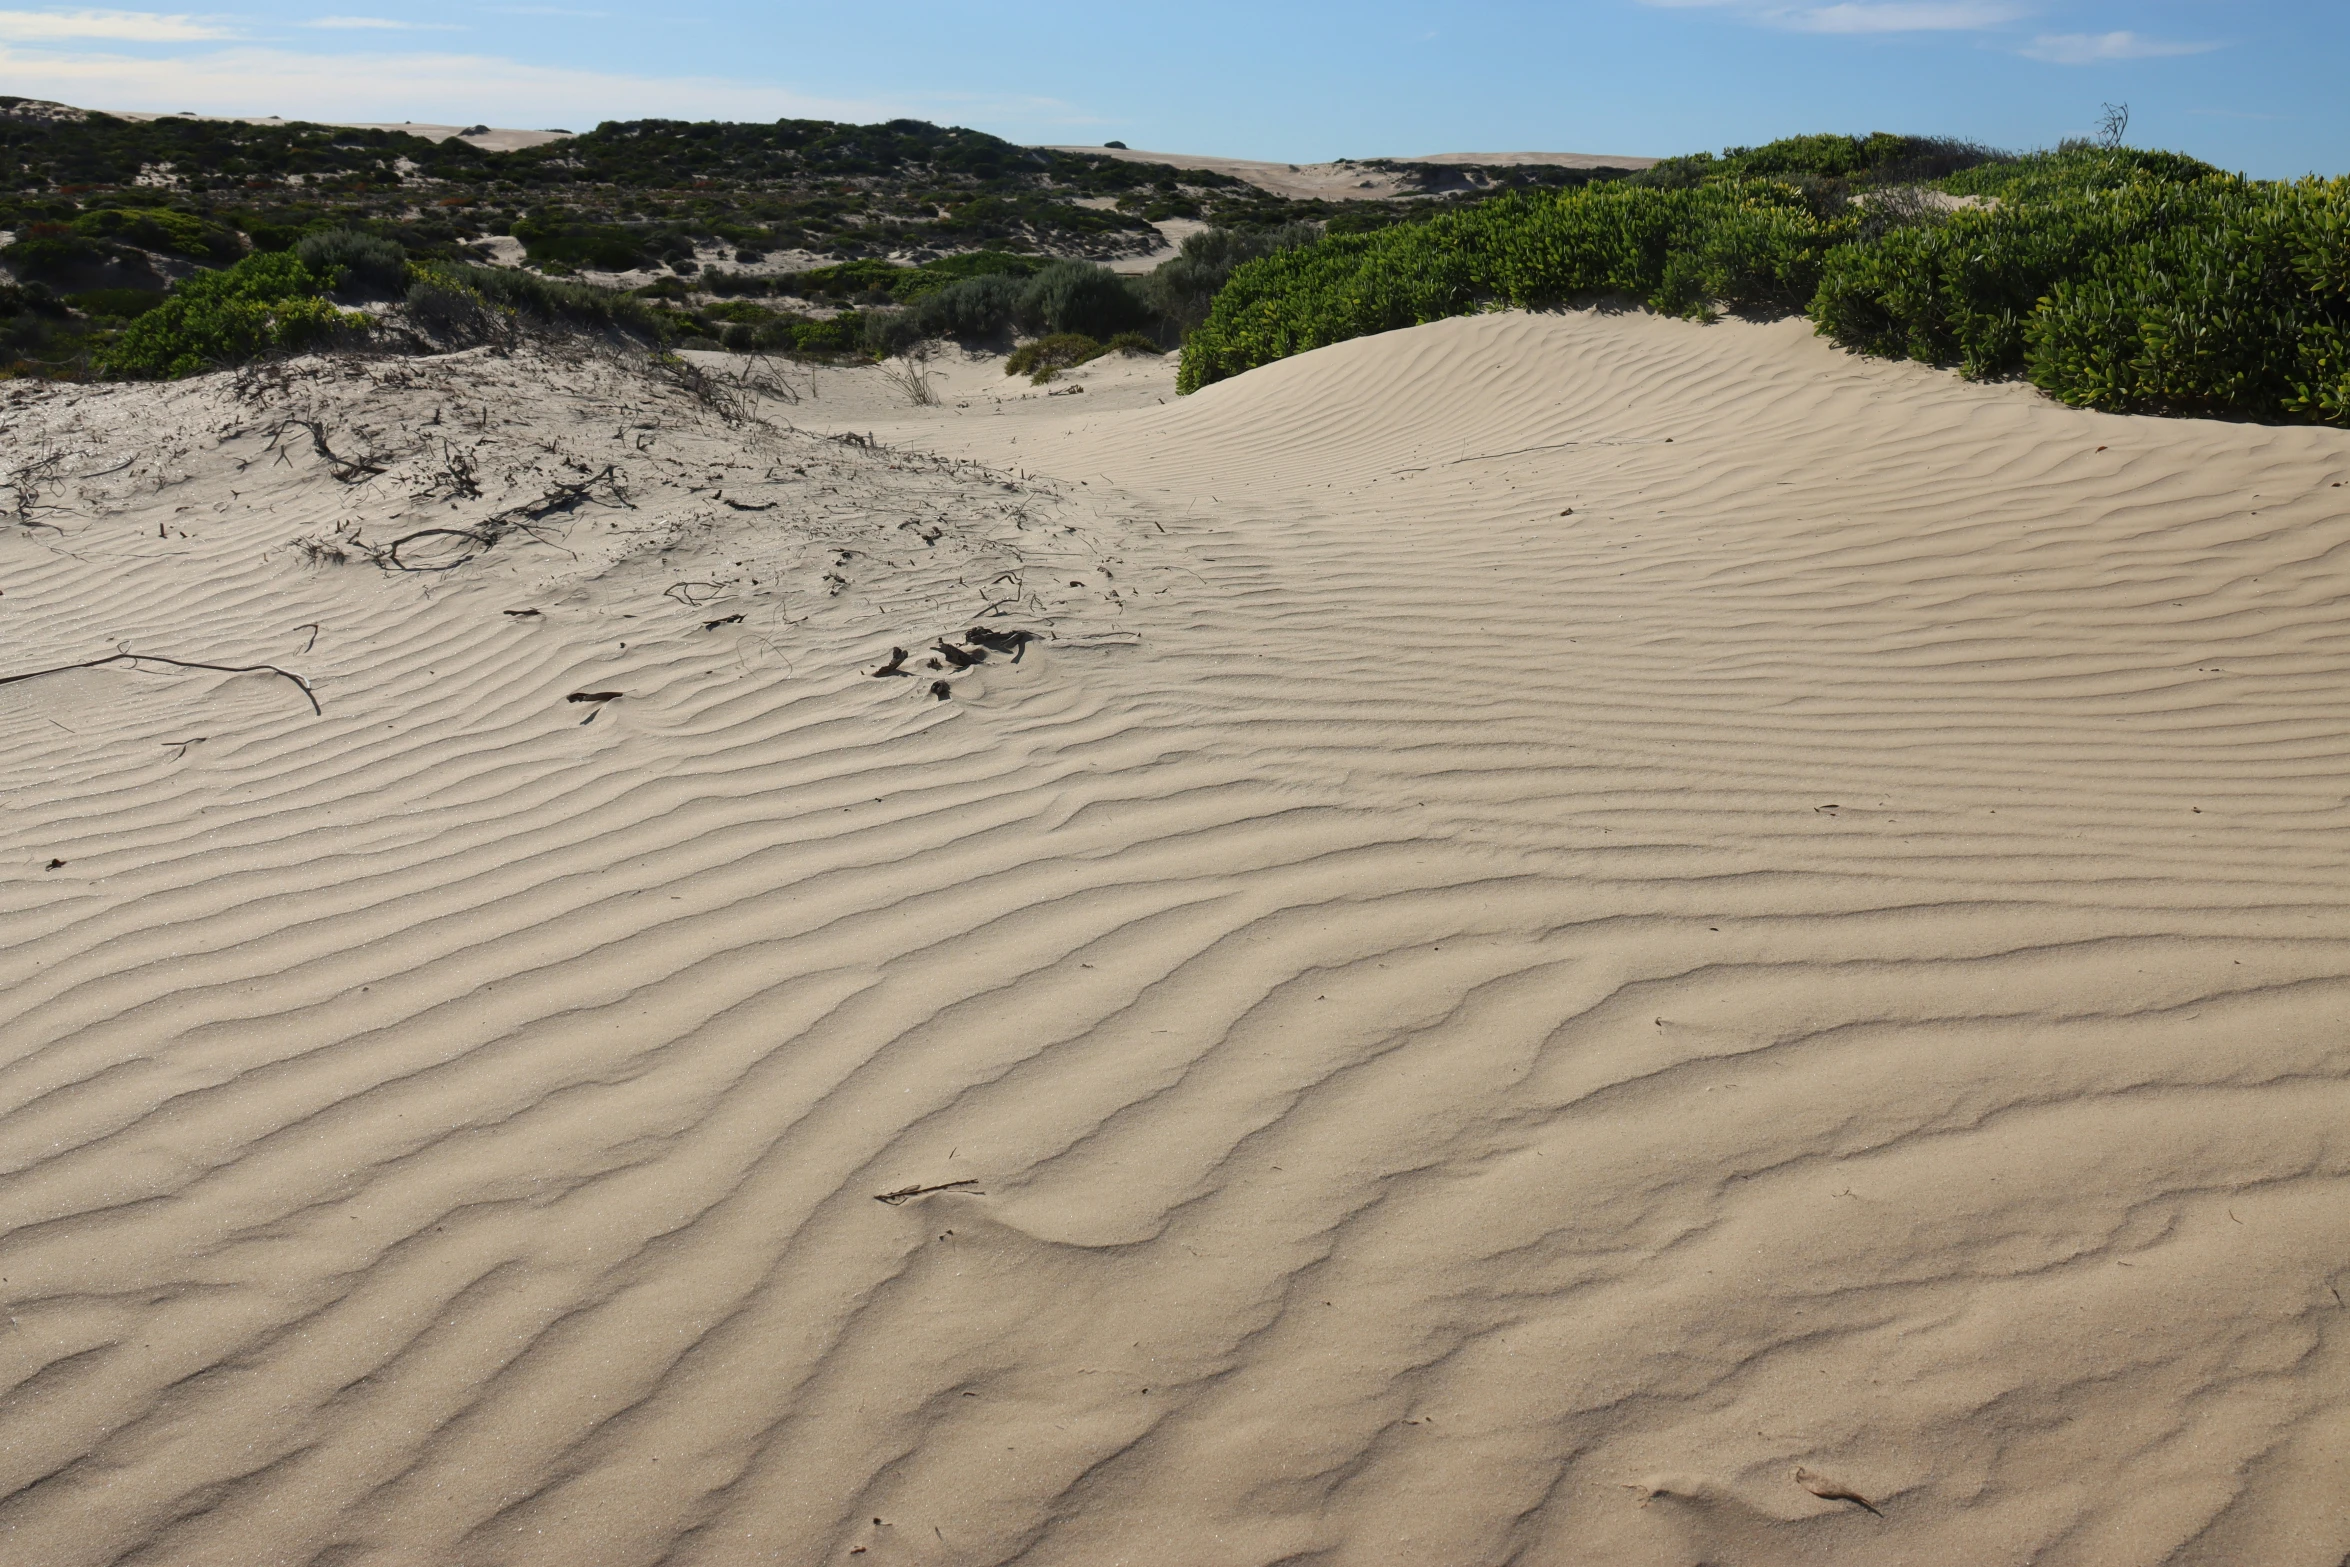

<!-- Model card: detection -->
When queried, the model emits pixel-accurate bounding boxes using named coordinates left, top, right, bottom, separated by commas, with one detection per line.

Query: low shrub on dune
left=1005, top=332, right=1106, bottom=382
left=97, top=253, right=366, bottom=378
left=1177, top=134, right=2350, bottom=428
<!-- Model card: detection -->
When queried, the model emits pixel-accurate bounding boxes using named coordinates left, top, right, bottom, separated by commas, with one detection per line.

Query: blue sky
left=0, top=2, right=2340, bottom=176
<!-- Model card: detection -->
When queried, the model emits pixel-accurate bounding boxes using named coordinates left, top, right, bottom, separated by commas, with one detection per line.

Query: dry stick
left=0, top=653, right=322, bottom=716
left=273, top=417, right=385, bottom=482
left=873, top=1180, right=980, bottom=1206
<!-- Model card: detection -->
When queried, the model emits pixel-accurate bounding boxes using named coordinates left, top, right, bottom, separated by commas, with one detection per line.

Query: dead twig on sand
left=269, top=418, right=385, bottom=483
left=653, top=353, right=760, bottom=427
left=0, top=652, right=322, bottom=716
left=371, top=465, right=630, bottom=573
left=873, top=1180, right=980, bottom=1205
left=874, top=349, right=941, bottom=408
left=4, top=446, right=74, bottom=531
left=422, top=439, right=482, bottom=500
left=380, top=527, right=496, bottom=572
left=1793, top=1468, right=1884, bottom=1518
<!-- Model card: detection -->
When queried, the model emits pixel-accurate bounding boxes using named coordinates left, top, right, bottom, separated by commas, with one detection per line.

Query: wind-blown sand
left=3, top=311, right=2348, bottom=1566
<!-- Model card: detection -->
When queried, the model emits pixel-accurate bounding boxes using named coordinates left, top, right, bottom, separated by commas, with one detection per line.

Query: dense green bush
left=0, top=280, right=82, bottom=370
left=1175, top=139, right=2350, bottom=428
left=1178, top=182, right=1848, bottom=392
left=2024, top=178, right=2350, bottom=419
left=2, top=222, right=111, bottom=282
left=511, top=214, right=648, bottom=271
left=97, top=252, right=364, bottom=378
left=73, top=205, right=241, bottom=262
left=296, top=228, right=407, bottom=295
left=787, top=311, right=866, bottom=355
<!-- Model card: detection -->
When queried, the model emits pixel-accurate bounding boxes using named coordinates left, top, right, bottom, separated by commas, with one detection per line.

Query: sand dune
left=3, top=312, right=2348, bottom=1566
left=1039, top=146, right=1655, bottom=201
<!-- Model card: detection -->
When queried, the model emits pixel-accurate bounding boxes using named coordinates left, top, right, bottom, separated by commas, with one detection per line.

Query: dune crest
left=3, top=311, right=2348, bottom=1566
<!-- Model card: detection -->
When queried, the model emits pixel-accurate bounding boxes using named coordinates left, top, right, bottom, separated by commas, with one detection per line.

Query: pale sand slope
left=2, top=310, right=2348, bottom=1567
left=1038, top=147, right=1656, bottom=201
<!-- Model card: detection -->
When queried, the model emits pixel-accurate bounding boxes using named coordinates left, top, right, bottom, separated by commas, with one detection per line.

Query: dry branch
left=0, top=652, right=322, bottom=716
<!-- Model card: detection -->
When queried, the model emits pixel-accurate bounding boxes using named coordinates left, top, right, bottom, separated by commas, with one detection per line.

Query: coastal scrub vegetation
left=1178, top=134, right=2350, bottom=427
left=9, top=97, right=2341, bottom=429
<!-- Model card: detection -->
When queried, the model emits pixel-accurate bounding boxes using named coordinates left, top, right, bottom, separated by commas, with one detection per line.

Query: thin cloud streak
left=303, top=15, right=467, bottom=30
left=2019, top=30, right=2222, bottom=64
left=1643, top=0, right=2022, bottom=33
left=0, top=8, right=233, bottom=41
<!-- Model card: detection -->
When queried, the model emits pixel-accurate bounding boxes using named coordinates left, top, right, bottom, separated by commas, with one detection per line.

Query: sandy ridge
left=1, top=313, right=2347, bottom=1566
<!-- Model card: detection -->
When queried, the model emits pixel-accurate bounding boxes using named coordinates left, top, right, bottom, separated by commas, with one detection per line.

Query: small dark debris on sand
left=871, top=647, right=910, bottom=677
left=964, top=626, right=1035, bottom=659
left=567, top=691, right=622, bottom=704
left=930, top=680, right=953, bottom=701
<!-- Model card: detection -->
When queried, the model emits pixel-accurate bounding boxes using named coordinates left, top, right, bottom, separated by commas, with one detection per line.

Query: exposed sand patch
left=1041, top=146, right=1656, bottom=200
left=3, top=312, right=2348, bottom=1567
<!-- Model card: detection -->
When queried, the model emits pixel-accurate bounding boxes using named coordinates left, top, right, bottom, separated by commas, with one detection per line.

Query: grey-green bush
left=1018, top=260, right=1148, bottom=340
left=912, top=272, right=1025, bottom=340
left=295, top=228, right=407, bottom=296
left=406, top=276, right=497, bottom=340
left=1144, top=223, right=1321, bottom=332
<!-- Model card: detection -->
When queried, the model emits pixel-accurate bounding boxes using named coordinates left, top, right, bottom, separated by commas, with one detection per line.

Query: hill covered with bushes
left=1178, top=133, right=2350, bottom=427
left=0, top=98, right=1637, bottom=377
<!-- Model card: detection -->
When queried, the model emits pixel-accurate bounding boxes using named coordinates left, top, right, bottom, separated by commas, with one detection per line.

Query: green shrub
left=1177, top=182, right=1847, bottom=391
left=2, top=223, right=108, bottom=281
left=296, top=228, right=407, bottom=295
left=1018, top=260, right=1148, bottom=339
left=1144, top=223, right=1319, bottom=331
left=73, top=205, right=241, bottom=263
left=65, top=286, right=165, bottom=319
left=1172, top=142, right=2350, bottom=428
left=511, top=215, right=648, bottom=271
left=910, top=272, right=1024, bottom=339
left=1006, top=332, right=1104, bottom=383
left=405, top=274, right=498, bottom=339
left=1103, top=330, right=1160, bottom=355
left=789, top=312, right=865, bottom=355
left=862, top=307, right=923, bottom=357
left=2022, top=178, right=2350, bottom=419
left=97, top=252, right=365, bottom=378
left=435, top=261, right=661, bottom=336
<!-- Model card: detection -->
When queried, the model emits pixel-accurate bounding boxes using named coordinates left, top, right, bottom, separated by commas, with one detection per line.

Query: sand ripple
left=3, top=316, right=2347, bottom=1566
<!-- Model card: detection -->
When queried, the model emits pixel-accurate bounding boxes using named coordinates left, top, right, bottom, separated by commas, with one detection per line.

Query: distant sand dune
left=2, top=313, right=2347, bottom=1566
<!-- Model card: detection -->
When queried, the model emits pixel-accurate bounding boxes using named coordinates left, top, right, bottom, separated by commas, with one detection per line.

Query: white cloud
left=303, top=15, right=465, bottom=29
left=2019, top=30, right=2220, bottom=64
left=0, top=42, right=1085, bottom=132
left=1788, top=2, right=2022, bottom=31
left=0, top=8, right=232, bottom=41
left=1643, top=0, right=2021, bottom=31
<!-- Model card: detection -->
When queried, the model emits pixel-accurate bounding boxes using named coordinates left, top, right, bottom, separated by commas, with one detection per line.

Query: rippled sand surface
left=3, top=313, right=2347, bottom=1566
